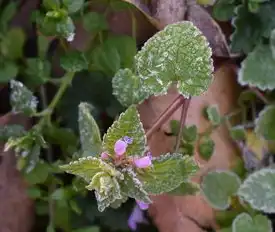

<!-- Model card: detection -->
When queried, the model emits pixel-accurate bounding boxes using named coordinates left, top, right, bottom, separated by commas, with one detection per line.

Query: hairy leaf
left=198, top=135, right=215, bottom=161
left=112, top=68, right=150, bottom=107
left=120, top=169, right=151, bottom=203
left=138, top=153, right=198, bottom=194
left=63, top=0, right=84, bottom=13
left=60, top=157, right=123, bottom=183
left=60, top=51, right=88, bottom=72
left=168, top=181, right=199, bottom=196
left=201, top=170, right=241, bottom=210
left=78, top=102, right=102, bottom=156
left=135, top=21, right=213, bottom=98
left=0, top=124, right=26, bottom=141
left=238, top=45, right=275, bottom=91
left=10, top=80, right=38, bottom=115
left=232, top=213, right=272, bottom=232
left=102, top=105, right=146, bottom=157
left=206, top=105, right=221, bottom=125
left=255, top=105, right=275, bottom=140
left=238, top=168, right=275, bottom=213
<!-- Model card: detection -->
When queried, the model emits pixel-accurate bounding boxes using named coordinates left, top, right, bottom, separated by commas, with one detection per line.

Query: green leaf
left=63, top=0, right=84, bottom=13
left=43, top=0, right=60, bottom=10
left=198, top=136, right=215, bottom=161
left=83, top=12, right=108, bottom=32
left=201, top=170, right=241, bottom=210
left=2, top=28, right=25, bottom=59
left=238, top=168, right=275, bottom=213
left=238, top=45, right=275, bottom=91
left=270, top=29, right=275, bottom=59
left=91, top=35, right=136, bottom=76
left=60, top=51, right=88, bottom=72
left=112, top=68, right=150, bottom=107
left=25, top=161, right=50, bottom=185
left=182, top=125, right=198, bottom=142
left=138, top=153, right=198, bottom=194
left=10, top=80, right=38, bottom=115
left=206, top=105, right=221, bottom=125
left=24, top=58, right=51, bottom=87
left=46, top=224, right=56, bottom=232
left=213, top=0, right=236, bottom=21
left=229, top=126, right=246, bottom=141
left=38, top=34, right=50, bottom=58
left=120, top=169, right=151, bottom=203
left=55, top=16, right=75, bottom=41
left=0, top=124, right=26, bottom=141
left=168, top=181, right=199, bottom=196
left=0, top=2, right=17, bottom=32
left=78, top=102, right=102, bottom=156
left=26, top=186, right=42, bottom=199
left=232, top=213, right=272, bottom=232
left=170, top=120, right=180, bottom=135
left=102, top=105, right=146, bottom=157
left=255, top=105, right=275, bottom=141
left=0, top=61, right=18, bottom=82
left=60, top=157, right=123, bottom=183
left=135, top=21, right=213, bottom=98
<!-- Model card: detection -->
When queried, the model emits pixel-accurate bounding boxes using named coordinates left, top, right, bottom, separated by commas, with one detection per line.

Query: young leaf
left=83, top=12, right=108, bottom=33
left=78, top=102, right=102, bottom=156
left=232, top=213, right=272, bottom=232
left=238, top=168, right=275, bottom=213
left=206, top=105, right=221, bottom=125
left=55, top=16, right=75, bottom=41
left=120, top=169, right=151, bottom=203
left=43, top=0, right=60, bottom=10
left=0, top=61, right=18, bottom=82
left=0, top=124, right=26, bottom=141
left=63, top=0, right=84, bottom=13
left=238, top=45, right=275, bottom=91
left=10, top=80, right=38, bottom=115
left=60, top=157, right=123, bottom=183
left=60, top=51, right=88, bottom=72
left=138, top=153, right=198, bottom=194
left=102, top=105, right=146, bottom=157
left=255, top=105, right=275, bottom=141
left=135, top=21, right=213, bottom=98
left=230, top=126, right=246, bottom=141
left=198, top=136, right=215, bottom=161
left=112, top=68, right=150, bottom=107
left=182, top=125, right=198, bottom=142
left=201, top=170, right=241, bottom=210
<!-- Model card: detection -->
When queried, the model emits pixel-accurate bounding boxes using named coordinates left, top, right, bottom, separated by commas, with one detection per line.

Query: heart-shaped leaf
left=138, top=153, right=198, bottom=194
left=255, top=105, right=275, bottom=141
left=78, top=102, right=102, bottom=156
left=232, top=213, right=272, bottom=232
left=102, top=105, right=146, bottom=157
left=201, top=170, right=241, bottom=210
left=135, top=21, right=213, bottom=98
left=238, top=44, right=275, bottom=91
left=238, top=168, right=275, bottom=213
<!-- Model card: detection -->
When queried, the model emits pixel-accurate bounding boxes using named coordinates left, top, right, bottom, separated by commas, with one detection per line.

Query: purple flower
left=128, top=204, right=148, bottom=231
left=134, top=156, right=152, bottom=168
left=123, top=136, right=133, bottom=144
left=100, top=152, right=109, bottom=159
left=136, top=200, right=149, bottom=210
left=114, top=139, right=127, bottom=156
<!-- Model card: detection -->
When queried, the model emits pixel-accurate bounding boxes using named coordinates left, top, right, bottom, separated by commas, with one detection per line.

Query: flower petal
left=114, top=139, right=127, bottom=156
left=134, top=156, right=152, bottom=168
left=136, top=200, right=149, bottom=210
left=100, top=152, right=109, bottom=159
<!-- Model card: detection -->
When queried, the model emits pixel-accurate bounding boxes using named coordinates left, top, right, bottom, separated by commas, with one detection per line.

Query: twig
left=146, top=95, right=185, bottom=139
left=250, top=87, right=269, bottom=104
left=175, top=98, right=191, bottom=152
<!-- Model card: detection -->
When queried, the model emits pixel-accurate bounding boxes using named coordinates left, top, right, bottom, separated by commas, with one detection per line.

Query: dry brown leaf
left=138, top=63, right=241, bottom=232
left=0, top=113, right=34, bottom=232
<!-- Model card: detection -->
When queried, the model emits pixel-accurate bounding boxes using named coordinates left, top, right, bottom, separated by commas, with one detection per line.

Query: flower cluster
left=100, top=136, right=152, bottom=211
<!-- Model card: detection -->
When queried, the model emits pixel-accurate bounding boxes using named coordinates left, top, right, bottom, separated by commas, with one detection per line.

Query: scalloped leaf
left=206, top=105, right=221, bottom=125
left=60, top=51, right=88, bottom=72
left=112, top=68, right=150, bottom=107
left=78, top=102, right=102, bottom=156
left=201, top=170, right=241, bottom=210
left=168, top=181, right=199, bottom=196
left=232, top=213, right=272, bottom=232
left=255, top=105, right=275, bottom=141
left=60, top=157, right=123, bottom=182
left=120, top=169, right=151, bottom=203
left=102, top=105, right=146, bottom=157
left=10, top=80, right=38, bottom=116
left=138, top=153, right=198, bottom=194
left=238, top=45, right=275, bottom=91
left=238, top=168, right=275, bottom=213
left=135, top=21, right=213, bottom=98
